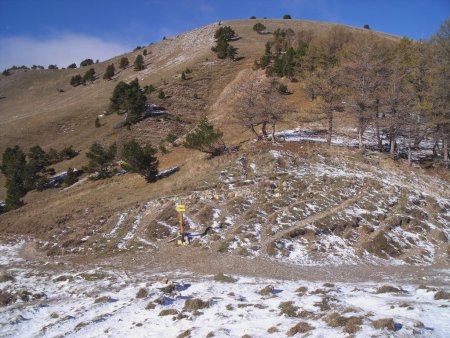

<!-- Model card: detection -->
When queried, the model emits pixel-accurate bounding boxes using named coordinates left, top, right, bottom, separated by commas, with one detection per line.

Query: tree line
left=254, top=18, right=449, bottom=165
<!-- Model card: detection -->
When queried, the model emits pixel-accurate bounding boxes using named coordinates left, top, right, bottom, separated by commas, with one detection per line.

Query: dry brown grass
left=0, top=19, right=423, bottom=252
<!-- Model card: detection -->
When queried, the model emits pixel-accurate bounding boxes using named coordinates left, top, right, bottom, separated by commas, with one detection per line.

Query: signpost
left=176, top=205, right=187, bottom=245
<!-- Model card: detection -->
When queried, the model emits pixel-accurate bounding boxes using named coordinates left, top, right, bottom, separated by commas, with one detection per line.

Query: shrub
left=166, top=133, right=177, bottom=144
left=67, top=63, right=77, bottom=69
left=119, top=57, right=129, bottom=69
left=59, top=146, right=78, bottom=160
left=283, top=14, right=292, bottom=19
left=143, top=49, right=147, bottom=56
left=278, top=83, right=290, bottom=95
left=253, top=22, right=266, bottom=33
left=364, top=24, right=371, bottom=29
left=157, top=89, right=166, bottom=99
left=144, top=84, right=156, bottom=93
left=48, top=64, right=58, bottom=69
left=95, top=116, right=101, bottom=128
left=2, top=69, right=11, bottom=76
left=159, top=143, right=169, bottom=154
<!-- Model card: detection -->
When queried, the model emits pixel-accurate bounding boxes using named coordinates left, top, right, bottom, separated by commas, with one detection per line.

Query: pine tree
left=80, top=58, right=94, bottom=67
left=85, top=142, right=117, bottom=179
left=122, top=140, right=159, bottom=182
left=83, top=68, right=96, bottom=83
left=214, top=26, right=237, bottom=41
left=183, top=117, right=225, bottom=155
left=1, top=146, right=27, bottom=210
left=63, top=168, right=79, bottom=187
left=1, top=146, right=26, bottom=179
left=70, top=74, right=84, bottom=86
left=134, top=55, right=145, bottom=70
left=103, top=64, right=115, bottom=80
left=5, top=174, right=26, bottom=210
left=212, top=27, right=238, bottom=60
left=24, top=145, right=50, bottom=190
left=109, top=79, right=146, bottom=124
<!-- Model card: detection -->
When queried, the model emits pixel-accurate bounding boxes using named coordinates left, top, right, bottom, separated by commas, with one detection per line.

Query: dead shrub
left=213, top=273, right=237, bottom=283
left=279, top=301, right=298, bottom=317
left=146, top=302, right=156, bottom=310
left=0, top=290, right=16, bottom=306
left=136, top=288, right=148, bottom=299
left=94, top=296, right=111, bottom=304
left=376, top=285, right=401, bottom=294
left=267, top=326, right=279, bottom=333
left=325, top=312, right=348, bottom=327
left=372, top=318, right=396, bottom=331
left=184, top=298, right=210, bottom=311
left=258, top=285, right=274, bottom=296
left=434, top=290, right=450, bottom=300
left=176, top=329, right=191, bottom=338
left=295, top=286, right=308, bottom=294
left=286, top=322, right=314, bottom=336
left=159, top=309, right=179, bottom=316
left=0, top=271, right=15, bottom=283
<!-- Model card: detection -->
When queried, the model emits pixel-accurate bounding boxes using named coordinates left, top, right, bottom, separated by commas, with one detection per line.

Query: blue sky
left=0, top=0, right=448, bottom=69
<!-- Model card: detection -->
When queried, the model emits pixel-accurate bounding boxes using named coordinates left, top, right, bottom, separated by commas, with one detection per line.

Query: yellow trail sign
left=176, top=205, right=186, bottom=212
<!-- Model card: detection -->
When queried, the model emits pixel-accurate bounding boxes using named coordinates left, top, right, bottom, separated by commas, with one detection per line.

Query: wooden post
left=176, top=204, right=186, bottom=244
left=179, top=210, right=184, bottom=239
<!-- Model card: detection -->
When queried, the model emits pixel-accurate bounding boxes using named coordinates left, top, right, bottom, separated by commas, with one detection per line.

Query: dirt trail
left=260, top=187, right=367, bottom=254
left=1, top=235, right=447, bottom=286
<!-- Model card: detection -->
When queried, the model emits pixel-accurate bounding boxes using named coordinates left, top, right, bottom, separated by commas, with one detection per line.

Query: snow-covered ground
left=277, top=128, right=443, bottom=162
left=1, top=240, right=449, bottom=338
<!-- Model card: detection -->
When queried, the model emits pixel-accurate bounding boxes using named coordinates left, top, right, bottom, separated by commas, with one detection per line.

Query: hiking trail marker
left=176, top=205, right=188, bottom=245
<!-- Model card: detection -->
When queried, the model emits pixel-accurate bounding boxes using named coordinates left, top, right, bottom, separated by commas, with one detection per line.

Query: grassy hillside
left=2, top=19, right=446, bottom=266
